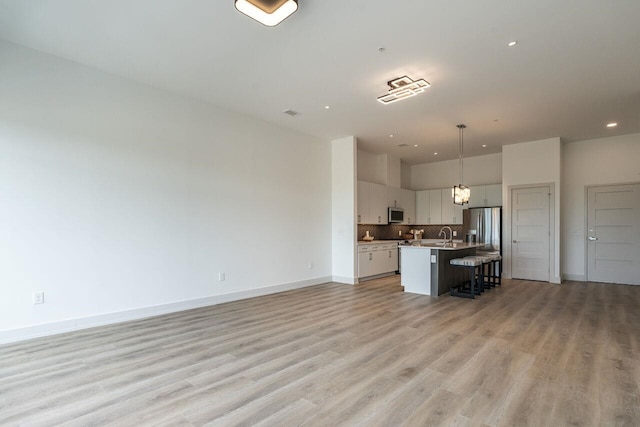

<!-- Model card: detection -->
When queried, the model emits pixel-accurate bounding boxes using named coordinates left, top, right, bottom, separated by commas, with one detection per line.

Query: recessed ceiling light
left=324, top=105, right=330, bottom=110
left=434, top=152, right=438, bottom=155
left=482, top=144, right=487, bottom=148
left=607, top=122, right=618, bottom=128
left=235, top=0, right=298, bottom=27
left=389, top=134, right=394, bottom=138
left=414, top=145, right=419, bottom=147
left=378, top=47, right=386, bottom=53
left=508, top=41, right=517, bottom=47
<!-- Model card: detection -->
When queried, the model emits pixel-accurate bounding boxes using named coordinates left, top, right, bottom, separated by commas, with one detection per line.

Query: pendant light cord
left=457, top=124, right=466, bottom=185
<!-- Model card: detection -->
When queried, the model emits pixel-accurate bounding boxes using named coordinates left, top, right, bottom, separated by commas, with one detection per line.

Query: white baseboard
left=332, top=275, right=357, bottom=285
left=0, top=276, right=332, bottom=345
left=563, top=274, right=586, bottom=282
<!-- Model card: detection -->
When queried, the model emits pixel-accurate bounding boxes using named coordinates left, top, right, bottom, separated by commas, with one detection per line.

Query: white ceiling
left=1, top=0, right=639, bottom=164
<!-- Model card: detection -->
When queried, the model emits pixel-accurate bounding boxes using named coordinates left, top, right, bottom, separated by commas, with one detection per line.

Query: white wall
left=503, top=138, right=562, bottom=283
left=384, top=154, right=401, bottom=188
left=332, top=137, right=357, bottom=284
left=0, top=41, right=332, bottom=342
left=356, top=150, right=385, bottom=184
left=562, top=133, right=640, bottom=280
left=401, top=163, right=412, bottom=189
left=409, top=153, right=502, bottom=190
left=356, top=150, right=401, bottom=188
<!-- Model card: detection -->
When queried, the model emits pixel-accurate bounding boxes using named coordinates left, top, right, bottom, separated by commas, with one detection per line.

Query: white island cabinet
left=401, top=242, right=483, bottom=296
left=401, top=246, right=434, bottom=295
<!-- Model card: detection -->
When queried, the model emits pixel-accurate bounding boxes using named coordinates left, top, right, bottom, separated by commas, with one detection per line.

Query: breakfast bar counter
left=400, top=242, right=483, bottom=296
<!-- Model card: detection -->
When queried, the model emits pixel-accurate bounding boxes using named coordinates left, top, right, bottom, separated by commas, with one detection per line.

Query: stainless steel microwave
left=388, top=207, right=404, bottom=223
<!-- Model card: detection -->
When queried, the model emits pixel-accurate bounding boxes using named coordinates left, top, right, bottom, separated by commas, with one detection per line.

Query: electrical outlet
left=33, top=291, right=44, bottom=305
left=219, top=273, right=225, bottom=282
left=453, top=231, right=457, bottom=237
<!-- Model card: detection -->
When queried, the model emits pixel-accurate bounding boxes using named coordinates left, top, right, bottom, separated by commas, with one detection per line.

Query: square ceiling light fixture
left=235, top=0, right=298, bottom=26
left=377, top=76, right=431, bottom=105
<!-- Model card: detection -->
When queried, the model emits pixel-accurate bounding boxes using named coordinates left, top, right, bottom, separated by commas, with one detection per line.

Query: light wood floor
left=1, top=277, right=639, bottom=426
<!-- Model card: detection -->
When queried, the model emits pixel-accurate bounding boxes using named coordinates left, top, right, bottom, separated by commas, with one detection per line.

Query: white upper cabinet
left=415, top=189, right=444, bottom=224
left=468, top=184, right=502, bottom=208
left=468, top=185, right=486, bottom=208
left=387, top=186, right=402, bottom=209
left=401, top=189, right=416, bottom=224
left=485, top=184, right=502, bottom=207
left=369, top=182, right=388, bottom=224
left=357, top=181, right=370, bottom=224
left=415, top=190, right=430, bottom=224
left=441, top=189, right=464, bottom=224
left=428, top=189, right=442, bottom=225
left=358, top=181, right=387, bottom=224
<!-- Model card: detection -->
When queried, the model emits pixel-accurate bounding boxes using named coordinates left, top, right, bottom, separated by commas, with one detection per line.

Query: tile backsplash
left=358, top=224, right=464, bottom=241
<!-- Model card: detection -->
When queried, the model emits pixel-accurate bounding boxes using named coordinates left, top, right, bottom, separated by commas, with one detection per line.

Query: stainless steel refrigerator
left=463, top=207, right=502, bottom=253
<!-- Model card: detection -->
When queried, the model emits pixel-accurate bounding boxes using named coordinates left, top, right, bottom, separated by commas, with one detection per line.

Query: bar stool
left=449, top=257, right=484, bottom=299
left=485, top=253, right=502, bottom=287
left=465, top=255, right=493, bottom=290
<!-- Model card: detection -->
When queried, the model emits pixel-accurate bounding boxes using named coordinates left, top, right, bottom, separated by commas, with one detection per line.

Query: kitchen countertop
left=357, top=240, right=404, bottom=245
left=400, top=242, right=484, bottom=251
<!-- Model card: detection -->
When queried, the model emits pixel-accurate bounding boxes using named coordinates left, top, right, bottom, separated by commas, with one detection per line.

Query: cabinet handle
left=358, top=215, right=361, bottom=222
left=389, top=251, right=392, bottom=258
left=369, top=253, right=372, bottom=261
left=378, top=216, right=381, bottom=223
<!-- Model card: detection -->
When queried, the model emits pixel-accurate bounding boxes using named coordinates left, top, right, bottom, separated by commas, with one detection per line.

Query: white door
left=511, top=186, right=550, bottom=281
left=587, top=184, right=640, bottom=285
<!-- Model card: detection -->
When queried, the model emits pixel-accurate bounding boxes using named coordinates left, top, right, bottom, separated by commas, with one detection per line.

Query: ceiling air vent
left=283, top=109, right=301, bottom=117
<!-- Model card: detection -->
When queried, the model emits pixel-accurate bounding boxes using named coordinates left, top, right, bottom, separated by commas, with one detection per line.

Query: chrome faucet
left=439, top=226, right=453, bottom=245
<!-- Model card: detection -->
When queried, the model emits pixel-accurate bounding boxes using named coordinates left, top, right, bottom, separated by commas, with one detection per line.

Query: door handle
left=513, top=240, right=518, bottom=243
left=588, top=236, right=598, bottom=241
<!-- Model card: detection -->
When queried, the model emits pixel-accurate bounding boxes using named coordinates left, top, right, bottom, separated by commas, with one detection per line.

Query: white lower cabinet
left=357, top=243, right=398, bottom=279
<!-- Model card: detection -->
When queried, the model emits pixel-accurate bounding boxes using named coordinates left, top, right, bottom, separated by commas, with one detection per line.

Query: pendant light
left=235, top=0, right=298, bottom=27
left=453, top=124, right=470, bottom=205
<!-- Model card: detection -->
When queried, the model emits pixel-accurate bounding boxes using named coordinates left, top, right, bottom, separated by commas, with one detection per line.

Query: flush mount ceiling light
left=377, top=76, right=431, bottom=105
left=235, top=0, right=298, bottom=26
left=607, top=122, right=618, bottom=128
left=453, top=124, right=470, bottom=205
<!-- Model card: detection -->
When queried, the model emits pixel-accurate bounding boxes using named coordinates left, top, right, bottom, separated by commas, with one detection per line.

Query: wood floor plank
left=1, top=277, right=639, bottom=426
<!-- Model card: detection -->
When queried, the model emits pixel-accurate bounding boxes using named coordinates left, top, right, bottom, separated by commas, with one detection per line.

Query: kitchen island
left=400, top=242, right=483, bottom=296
